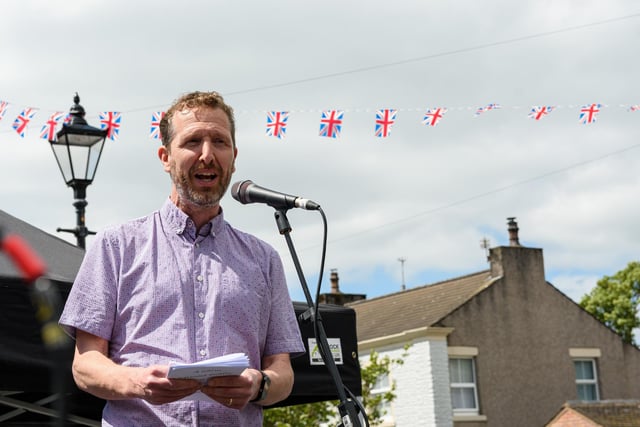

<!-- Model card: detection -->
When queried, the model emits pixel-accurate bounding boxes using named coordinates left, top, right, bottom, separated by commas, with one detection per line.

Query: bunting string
left=0, top=98, right=638, bottom=142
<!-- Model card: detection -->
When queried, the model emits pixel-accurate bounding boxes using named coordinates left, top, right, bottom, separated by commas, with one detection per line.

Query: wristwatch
left=251, top=370, right=271, bottom=402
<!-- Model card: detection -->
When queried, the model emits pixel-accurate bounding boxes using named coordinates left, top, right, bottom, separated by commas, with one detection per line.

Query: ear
left=232, top=146, right=238, bottom=173
left=158, top=145, right=171, bottom=173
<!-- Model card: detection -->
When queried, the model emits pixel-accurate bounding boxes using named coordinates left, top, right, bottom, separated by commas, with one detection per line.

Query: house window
left=370, top=373, right=393, bottom=422
left=449, top=357, right=479, bottom=414
left=574, top=359, right=599, bottom=401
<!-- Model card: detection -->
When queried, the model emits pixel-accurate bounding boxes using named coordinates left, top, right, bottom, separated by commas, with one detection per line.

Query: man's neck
left=170, top=192, right=221, bottom=231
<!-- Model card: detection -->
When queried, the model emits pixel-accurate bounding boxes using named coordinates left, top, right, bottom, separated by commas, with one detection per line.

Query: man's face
left=159, top=107, right=237, bottom=209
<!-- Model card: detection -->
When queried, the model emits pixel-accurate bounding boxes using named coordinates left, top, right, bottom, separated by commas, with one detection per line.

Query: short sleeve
left=59, top=230, right=120, bottom=341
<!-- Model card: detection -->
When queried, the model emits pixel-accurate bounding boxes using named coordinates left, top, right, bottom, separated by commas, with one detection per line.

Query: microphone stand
left=273, top=209, right=362, bottom=427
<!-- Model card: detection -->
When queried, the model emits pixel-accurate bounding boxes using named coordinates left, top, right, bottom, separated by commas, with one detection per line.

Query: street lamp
left=48, top=93, right=108, bottom=249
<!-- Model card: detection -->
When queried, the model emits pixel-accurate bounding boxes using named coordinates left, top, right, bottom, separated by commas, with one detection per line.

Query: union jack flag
left=374, top=109, right=397, bottom=138
left=475, top=103, right=501, bottom=116
left=0, top=100, right=9, bottom=122
left=319, top=110, right=344, bottom=139
left=12, top=107, right=37, bottom=138
left=266, top=111, right=289, bottom=139
left=628, top=105, right=640, bottom=112
left=528, top=105, right=555, bottom=121
left=150, top=111, right=165, bottom=140
left=422, top=107, right=448, bottom=127
left=99, top=111, right=122, bottom=141
left=63, top=113, right=72, bottom=125
left=578, top=103, right=600, bottom=124
left=40, top=111, right=64, bottom=140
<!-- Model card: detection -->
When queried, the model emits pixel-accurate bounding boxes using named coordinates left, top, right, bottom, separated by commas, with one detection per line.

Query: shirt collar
left=161, top=198, right=225, bottom=239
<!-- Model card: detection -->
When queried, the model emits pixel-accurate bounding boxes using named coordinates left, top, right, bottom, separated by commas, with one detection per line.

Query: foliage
left=359, top=347, right=406, bottom=425
left=580, top=261, right=640, bottom=345
left=264, top=344, right=410, bottom=427
left=263, top=400, right=337, bottom=427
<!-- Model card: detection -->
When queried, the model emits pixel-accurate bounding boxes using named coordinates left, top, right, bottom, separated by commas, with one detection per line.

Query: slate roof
left=347, top=270, right=494, bottom=342
left=0, top=209, right=84, bottom=283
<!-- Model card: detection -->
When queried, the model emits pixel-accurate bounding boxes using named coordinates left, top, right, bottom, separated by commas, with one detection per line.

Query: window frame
left=449, top=356, right=480, bottom=415
left=369, top=372, right=394, bottom=423
left=574, top=358, right=600, bottom=401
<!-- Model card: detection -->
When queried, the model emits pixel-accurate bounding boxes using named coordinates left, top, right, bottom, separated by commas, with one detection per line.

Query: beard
left=170, top=163, right=232, bottom=208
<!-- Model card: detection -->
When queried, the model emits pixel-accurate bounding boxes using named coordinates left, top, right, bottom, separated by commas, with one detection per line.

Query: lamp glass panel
left=85, top=140, right=106, bottom=180
left=54, top=139, right=105, bottom=182
left=51, top=143, right=74, bottom=184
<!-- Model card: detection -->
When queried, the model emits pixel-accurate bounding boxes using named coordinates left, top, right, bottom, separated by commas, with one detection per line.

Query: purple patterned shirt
left=60, top=199, right=304, bottom=426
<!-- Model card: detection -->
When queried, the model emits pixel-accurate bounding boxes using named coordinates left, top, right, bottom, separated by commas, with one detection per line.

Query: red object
left=1, top=233, right=47, bottom=282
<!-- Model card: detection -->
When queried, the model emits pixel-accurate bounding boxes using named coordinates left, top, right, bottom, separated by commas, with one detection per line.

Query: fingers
left=199, top=385, right=248, bottom=408
left=141, top=370, right=257, bottom=408
left=142, top=378, right=201, bottom=405
left=201, top=376, right=254, bottom=409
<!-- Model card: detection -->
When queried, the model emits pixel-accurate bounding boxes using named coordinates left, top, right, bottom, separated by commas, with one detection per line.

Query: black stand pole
left=273, top=209, right=362, bottom=427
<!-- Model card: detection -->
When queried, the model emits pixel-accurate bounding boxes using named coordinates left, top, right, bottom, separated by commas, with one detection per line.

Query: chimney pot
left=330, top=269, right=340, bottom=294
left=507, top=217, right=521, bottom=246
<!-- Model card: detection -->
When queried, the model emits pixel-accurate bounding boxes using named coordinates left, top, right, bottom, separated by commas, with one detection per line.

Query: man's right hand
left=72, top=330, right=201, bottom=403
left=132, top=365, right=201, bottom=405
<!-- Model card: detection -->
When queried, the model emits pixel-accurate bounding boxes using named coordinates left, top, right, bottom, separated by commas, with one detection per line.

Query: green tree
left=264, top=345, right=409, bottom=427
left=580, top=261, right=640, bottom=345
left=263, top=400, right=336, bottom=427
left=358, top=348, right=406, bottom=425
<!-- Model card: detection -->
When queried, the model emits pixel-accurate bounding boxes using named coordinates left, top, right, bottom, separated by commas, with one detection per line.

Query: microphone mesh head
left=231, top=180, right=253, bottom=204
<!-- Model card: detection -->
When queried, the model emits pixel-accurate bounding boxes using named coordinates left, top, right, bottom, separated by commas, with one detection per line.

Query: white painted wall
left=360, top=337, right=453, bottom=427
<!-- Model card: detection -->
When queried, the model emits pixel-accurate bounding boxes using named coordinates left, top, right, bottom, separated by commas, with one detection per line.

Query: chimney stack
left=507, top=217, right=521, bottom=247
left=319, top=269, right=366, bottom=305
left=330, top=268, right=340, bottom=294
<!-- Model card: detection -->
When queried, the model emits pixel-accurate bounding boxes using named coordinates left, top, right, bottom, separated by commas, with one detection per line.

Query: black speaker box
left=268, top=301, right=362, bottom=407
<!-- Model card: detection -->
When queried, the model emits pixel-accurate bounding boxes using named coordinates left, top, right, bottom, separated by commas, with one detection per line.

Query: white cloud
left=1, top=0, right=639, bottom=302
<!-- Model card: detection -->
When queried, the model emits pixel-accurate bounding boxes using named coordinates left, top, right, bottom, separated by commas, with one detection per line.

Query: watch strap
left=251, top=370, right=270, bottom=402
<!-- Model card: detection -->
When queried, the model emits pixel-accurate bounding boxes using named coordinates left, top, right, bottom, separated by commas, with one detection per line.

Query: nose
left=199, top=140, right=216, bottom=165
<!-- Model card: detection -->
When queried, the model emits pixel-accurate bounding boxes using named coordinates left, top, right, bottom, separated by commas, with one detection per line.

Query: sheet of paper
left=168, top=352, right=249, bottom=381
left=167, top=353, right=250, bottom=401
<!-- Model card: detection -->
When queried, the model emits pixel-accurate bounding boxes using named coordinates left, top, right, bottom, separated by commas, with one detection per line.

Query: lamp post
left=48, top=93, right=108, bottom=249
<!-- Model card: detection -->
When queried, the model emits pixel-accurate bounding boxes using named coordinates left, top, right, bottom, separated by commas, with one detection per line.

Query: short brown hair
left=160, top=91, right=236, bottom=147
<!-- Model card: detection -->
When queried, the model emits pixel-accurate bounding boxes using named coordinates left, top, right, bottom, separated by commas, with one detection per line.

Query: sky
left=2, top=1, right=639, bottom=305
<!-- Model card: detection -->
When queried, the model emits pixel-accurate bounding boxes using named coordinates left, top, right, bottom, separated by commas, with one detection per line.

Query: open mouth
left=194, top=172, right=217, bottom=182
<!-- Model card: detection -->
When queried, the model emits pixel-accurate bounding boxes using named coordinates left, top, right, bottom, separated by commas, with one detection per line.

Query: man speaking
left=60, top=91, right=305, bottom=426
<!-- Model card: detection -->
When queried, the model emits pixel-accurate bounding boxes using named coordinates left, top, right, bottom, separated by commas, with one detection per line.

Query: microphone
left=231, top=180, right=320, bottom=211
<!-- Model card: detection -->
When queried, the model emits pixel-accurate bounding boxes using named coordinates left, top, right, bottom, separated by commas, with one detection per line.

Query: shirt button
left=196, top=275, right=203, bottom=282
left=200, top=349, right=206, bottom=356
left=198, top=312, right=205, bottom=319
left=195, top=243, right=200, bottom=248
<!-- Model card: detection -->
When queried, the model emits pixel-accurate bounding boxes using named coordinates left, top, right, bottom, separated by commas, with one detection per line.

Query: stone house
left=344, top=220, right=640, bottom=426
